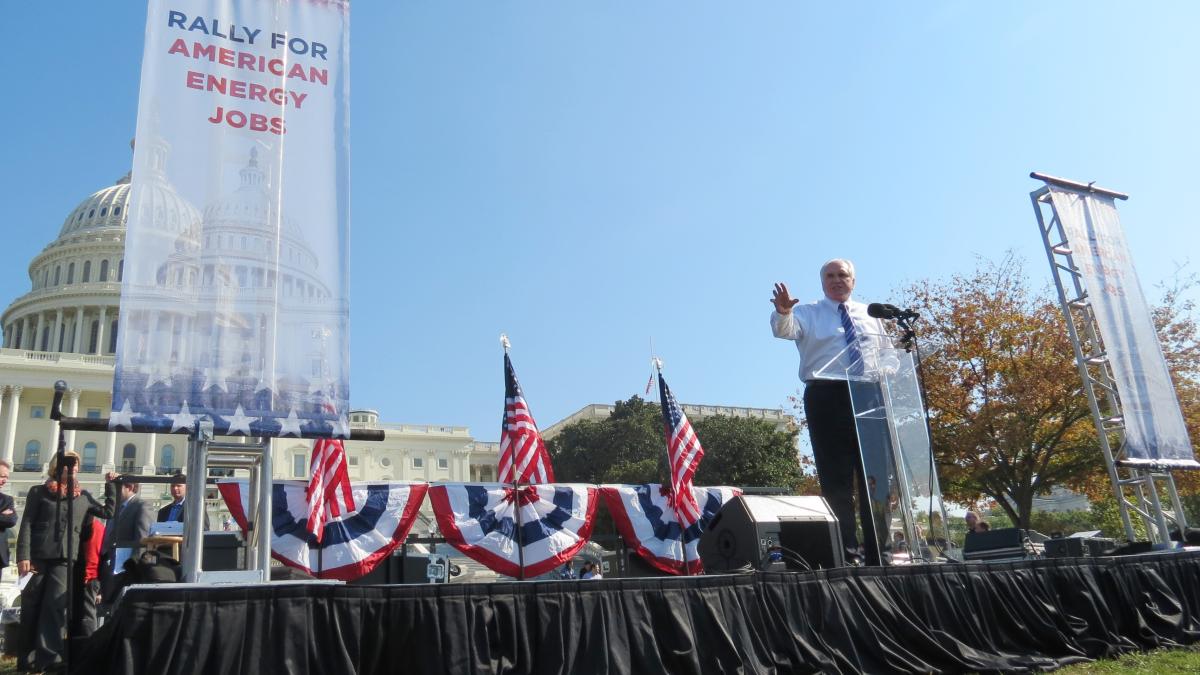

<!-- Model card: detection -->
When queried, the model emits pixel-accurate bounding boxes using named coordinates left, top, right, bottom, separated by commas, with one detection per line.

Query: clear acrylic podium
left=812, top=333, right=953, bottom=564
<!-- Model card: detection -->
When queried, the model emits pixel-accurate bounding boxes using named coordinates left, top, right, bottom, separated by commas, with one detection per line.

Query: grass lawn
left=1055, top=645, right=1200, bottom=674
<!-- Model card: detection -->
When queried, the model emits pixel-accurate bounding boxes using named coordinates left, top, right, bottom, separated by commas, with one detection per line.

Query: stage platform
left=77, top=549, right=1200, bottom=674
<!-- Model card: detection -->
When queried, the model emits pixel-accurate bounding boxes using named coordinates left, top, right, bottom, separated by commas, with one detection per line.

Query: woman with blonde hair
left=16, top=449, right=116, bottom=672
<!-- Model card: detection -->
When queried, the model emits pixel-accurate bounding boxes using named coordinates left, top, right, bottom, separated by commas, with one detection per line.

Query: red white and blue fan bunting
left=218, top=480, right=428, bottom=581
left=601, top=484, right=740, bottom=575
left=429, top=483, right=597, bottom=578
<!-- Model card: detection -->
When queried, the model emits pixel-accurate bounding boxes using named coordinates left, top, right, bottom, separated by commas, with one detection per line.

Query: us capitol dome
left=0, top=143, right=501, bottom=538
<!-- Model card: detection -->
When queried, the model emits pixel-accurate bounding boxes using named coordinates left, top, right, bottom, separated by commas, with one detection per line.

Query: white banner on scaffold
left=112, top=0, right=351, bottom=438
left=1047, top=186, right=1196, bottom=466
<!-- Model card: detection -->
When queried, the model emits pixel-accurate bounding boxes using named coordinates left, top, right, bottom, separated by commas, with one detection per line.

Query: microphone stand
left=50, top=380, right=76, bottom=674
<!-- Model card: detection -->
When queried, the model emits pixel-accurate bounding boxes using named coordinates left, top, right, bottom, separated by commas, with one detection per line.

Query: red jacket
left=83, top=520, right=105, bottom=582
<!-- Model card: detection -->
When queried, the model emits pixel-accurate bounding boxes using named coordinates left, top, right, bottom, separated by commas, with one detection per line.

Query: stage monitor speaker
left=962, top=528, right=1041, bottom=561
left=698, top=495, right=843, bottom=572
left=1043, top=537, right=1086, bottom=558
left=349, top=552, right=432, bottom=584
left=1043, top=536, right=1116, bottom=558
left=202, top=532, right=242, bottom=571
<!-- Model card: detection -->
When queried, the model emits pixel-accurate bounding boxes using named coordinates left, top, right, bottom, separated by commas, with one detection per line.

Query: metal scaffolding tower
left=1030, top=173, right=1188, bottom=545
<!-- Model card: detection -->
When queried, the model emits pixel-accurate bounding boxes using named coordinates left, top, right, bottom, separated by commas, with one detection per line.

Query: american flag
left=658, top=373, right=705, bottom=526
left=306, top=437, right=356, bottom=543
left=498, top=353, right=555, bottom=485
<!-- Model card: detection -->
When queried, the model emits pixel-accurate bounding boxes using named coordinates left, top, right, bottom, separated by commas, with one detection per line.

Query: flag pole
left=655, top=359, right=690, bottom=577
left=502, top=334, right=527, bottom=581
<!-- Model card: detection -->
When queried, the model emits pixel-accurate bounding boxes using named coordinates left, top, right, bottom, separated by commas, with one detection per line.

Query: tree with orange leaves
left=896, top=254, right=1098, bottom=529
left=899, top=255, right=1200, bottom=529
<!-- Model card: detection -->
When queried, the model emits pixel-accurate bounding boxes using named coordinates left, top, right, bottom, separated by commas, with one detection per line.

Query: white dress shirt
left=771, top=297, right=889, bottom=382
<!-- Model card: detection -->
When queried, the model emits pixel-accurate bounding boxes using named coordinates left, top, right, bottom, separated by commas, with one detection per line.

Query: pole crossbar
left=55, top=415, right=385, bottom=441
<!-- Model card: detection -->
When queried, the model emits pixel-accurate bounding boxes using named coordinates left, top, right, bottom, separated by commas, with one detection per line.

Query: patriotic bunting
left=218, top=479, right=428, bottom=581
left=601, top=484, right=740, bottom=575
left=429, top=483, right=597, bottom=578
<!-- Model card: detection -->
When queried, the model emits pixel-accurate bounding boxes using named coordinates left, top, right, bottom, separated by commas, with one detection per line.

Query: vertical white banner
left=112, top=0, right=351, bottom=438
left=1047, top=186, right=1195, bottom=465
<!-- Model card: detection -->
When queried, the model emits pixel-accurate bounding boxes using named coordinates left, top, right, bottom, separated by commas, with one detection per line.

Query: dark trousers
left=19, top=560, right=70, bottom=671
left=804, top=380, right=889, bottom=565
left=72, top=579, right=100, bottom=637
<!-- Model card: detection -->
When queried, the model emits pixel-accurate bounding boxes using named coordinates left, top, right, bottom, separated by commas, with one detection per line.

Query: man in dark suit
left=100, top=478, right=154, bottom=601
left=157, top=473, right=209, bottom=528
left=0, top=460, right=15, bottom=581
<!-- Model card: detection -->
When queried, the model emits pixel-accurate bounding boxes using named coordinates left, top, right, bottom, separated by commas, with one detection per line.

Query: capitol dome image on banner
left=112, top=0, right=351, bottom=438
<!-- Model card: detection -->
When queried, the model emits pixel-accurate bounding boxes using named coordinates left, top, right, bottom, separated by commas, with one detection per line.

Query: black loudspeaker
left=698, top=495, right=843, bottom=572
left=1044, top=536, right=1116, bottom=558
left=202, top=533, right=243, bottom=571
left=349, top=552, right=431, bottom=584
left=963, top=528, right=1036, bottom=561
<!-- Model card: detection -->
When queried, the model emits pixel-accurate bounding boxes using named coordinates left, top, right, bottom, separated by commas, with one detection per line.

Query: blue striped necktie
left=838, top=303, right=864, bottom=376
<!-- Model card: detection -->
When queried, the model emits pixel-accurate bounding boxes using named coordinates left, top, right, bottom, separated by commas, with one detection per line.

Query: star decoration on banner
left=224, top=405, right=256, bottom=436
left=146, top=362, right=174, bottom=389
left=278, top=409, right=303, bottom=437
left=202, top=367, right=228, bottom=393
left=110, top=400, right=135, bottom=431
left=169, top=401, right=198, bottom=433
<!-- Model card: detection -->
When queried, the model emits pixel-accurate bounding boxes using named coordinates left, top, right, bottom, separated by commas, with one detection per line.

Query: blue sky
left=3, top=2, right=1198, bottom=441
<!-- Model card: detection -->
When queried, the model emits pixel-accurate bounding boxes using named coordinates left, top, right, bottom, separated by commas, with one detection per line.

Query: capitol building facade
left=0, top=157, right=504, bottom=522
left=0, top=152, right=793, bottom=528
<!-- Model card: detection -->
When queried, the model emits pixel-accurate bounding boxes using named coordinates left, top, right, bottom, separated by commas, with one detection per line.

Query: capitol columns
left=64, top=388, right=81, bottom=455
left=104, top=429, right=117, bottom=473
left=145, top=432, right=157, bottom=475
left=52, top=309, right=64, bottom=352
left=73, top=308, right=85, bottom=353
left=96, top=306, right=108, bottom=355
left=2, top=385, right=21, bottom=465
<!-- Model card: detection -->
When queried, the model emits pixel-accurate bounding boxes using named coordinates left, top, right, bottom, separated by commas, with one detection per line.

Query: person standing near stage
left=100, top=477, right=155, bottom=602
left=771, top=259, right=891, bottom=565
left=0, top=460, right=17, bottom=581
left=16, top=453, right=115, bottom=672
left=157, top=473, right=210, bottom=529
left=964, top=511, right=987, bottom=534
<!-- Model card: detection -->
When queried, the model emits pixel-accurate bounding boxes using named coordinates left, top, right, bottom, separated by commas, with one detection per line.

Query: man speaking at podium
left=771, top=259, right=890, bottom=565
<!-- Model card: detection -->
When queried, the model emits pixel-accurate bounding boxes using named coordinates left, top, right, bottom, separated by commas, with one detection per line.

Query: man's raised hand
left=772, top=282, right=799, bottom=314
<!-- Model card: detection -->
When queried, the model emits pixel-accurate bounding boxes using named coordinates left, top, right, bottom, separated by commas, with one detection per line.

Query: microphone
left=867, top=303, right=919, bottom=321
left=51, top=380, right=67, bottom=421
left=867, top=303, right=900, bottom=319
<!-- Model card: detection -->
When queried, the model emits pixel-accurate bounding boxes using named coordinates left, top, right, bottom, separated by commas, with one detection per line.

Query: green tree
left=692, top=415, right=803, bottom=490
left=548, top=396, right=805, bottom=491
left=548, top=397, right=663, bottom=484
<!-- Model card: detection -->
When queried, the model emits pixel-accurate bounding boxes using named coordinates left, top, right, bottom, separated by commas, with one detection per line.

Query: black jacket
left=17, top=482, right=115, bottom=563
left=157, top=500, right=211, bottom=529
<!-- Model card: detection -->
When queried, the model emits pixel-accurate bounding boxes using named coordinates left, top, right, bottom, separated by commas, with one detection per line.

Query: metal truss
left=1030, top=174, right=1186, bottom=544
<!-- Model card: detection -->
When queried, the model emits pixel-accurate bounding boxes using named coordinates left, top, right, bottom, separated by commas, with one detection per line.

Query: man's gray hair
left=820, top=258, right=855, bottom=278
left=0, top=459, right=10, bottom=471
